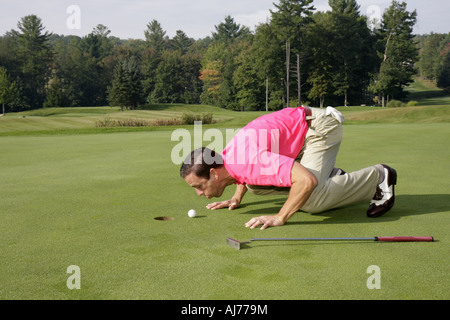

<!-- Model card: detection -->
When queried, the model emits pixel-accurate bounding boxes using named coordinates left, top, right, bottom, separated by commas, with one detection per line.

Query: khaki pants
left=246, top=107, right=379, bottom=213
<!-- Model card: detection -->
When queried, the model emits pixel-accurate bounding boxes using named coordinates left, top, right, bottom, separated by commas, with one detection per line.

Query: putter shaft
left=227, top=236, right=434, bottom=250
left=250, top=237, right=375, bottom=241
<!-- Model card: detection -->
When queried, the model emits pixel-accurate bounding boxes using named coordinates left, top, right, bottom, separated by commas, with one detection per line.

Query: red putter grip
left=376, top=236, right=434, bottom=242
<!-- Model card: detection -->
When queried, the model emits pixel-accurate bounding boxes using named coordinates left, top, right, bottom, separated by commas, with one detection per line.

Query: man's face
left=184, top=171, right=225, bottom=199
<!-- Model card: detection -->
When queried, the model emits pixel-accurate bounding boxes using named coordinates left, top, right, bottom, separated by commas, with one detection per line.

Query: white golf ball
left=188, top=209, right=197, bottom=218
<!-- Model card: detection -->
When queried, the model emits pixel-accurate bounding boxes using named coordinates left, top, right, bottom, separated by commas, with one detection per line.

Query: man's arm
left=207, top=184, right=248, bottom=210
left=245, top=162, right=318, bottom=230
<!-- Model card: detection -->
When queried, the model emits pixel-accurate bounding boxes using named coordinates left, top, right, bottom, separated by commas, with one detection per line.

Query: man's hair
left=180, top=147, right=224, bottom=180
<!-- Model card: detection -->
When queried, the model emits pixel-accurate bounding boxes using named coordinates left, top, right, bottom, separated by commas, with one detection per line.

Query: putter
left=226, top=236, right=434, bottom=250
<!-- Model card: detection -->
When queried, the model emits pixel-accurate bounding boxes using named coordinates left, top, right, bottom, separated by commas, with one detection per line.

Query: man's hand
left=206, top=184, right=247, bottom=211
left=245, top=215, right=285, bottom=230
left=245, top=163, right=318, bottom=230
left=206, top=199, right=240, bottom=211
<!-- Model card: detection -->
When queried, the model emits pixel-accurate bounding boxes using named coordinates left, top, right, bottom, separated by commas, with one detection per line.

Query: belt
left=303, top=106, right=313, bottom=127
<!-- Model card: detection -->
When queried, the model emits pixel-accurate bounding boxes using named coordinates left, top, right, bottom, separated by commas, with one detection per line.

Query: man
left=180, top=106, right=397, bottom=230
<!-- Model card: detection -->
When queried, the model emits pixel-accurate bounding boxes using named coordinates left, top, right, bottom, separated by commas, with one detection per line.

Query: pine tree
left=371, top=1, right=418, bottom=106
left=212, top=16, right=251, bottom=44
left=306, top=12, right=334, bottom=108
left=108, top=57, right=143, bottom=111
left=171, top=30, right=194, bottom=54
left=270, top=0, right=315, bottom=106
left=144, top=20, right=167, bottom=53
left=328, top=0, right=378, bottom=106
left=127, top=57, right=144, bottom=109
left=12, top=15, right=52, bottom=108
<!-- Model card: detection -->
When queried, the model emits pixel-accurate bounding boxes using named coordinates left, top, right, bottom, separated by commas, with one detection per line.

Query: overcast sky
left=1, top=0, right=449, bottom=40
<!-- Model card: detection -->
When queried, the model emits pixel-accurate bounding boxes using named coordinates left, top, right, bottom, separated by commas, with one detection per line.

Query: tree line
left=0, top=0, right=449, bottom=114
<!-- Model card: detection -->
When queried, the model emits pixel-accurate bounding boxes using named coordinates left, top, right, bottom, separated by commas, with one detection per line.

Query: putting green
left=0, top=123, right=448, bottom=300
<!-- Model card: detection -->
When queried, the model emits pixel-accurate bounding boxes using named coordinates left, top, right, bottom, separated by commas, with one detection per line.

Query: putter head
left=226, top=238, right=250, bottom=250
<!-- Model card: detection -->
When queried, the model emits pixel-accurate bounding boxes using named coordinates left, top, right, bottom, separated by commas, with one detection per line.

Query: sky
left=0, top=0, right=449, bottom=40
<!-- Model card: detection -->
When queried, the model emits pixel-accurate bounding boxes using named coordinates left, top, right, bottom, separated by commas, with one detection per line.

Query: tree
left=144, top=20, right=167, bottom=53
left=371, top=1, right=418, bottom=106
left=0, top=33, right=19, bottom=78
left=212, top=16, right=251, bottom=44
left=0, top=67, right=19, bottom=115
left=141, top=45, right=163, bottom=102
left=271, top=0, right=315, bottom=45
left=202, top=16, right=253, bottom=109
left=150, top=50, right=183, bottom=103
left=93, top=24, right=111, bottom=38
left=417, top=33, right=450, bottom=90
left=200, top=22, right=252, bottom=110
left=43, top=78, right=67, bottom=108
left=50, top=26, right=114, bottom=108
left=251, top=23, right=286, bottom=110
left=327, top=0, right=378, bottom=106
left=232, top=23, right=286, bottom=111
left=51, top=36, right=85, bottom=107
left=108, top=60, right=130, bottom=111
left=233, top=46, right=264, bottom=111
left=437, top=35, right=450, bottom=90
left=418, top=33, right=446, bottom=80
left=142, top=20, right=168, bottom=99
left=171, top=30, right=194, bottom=54
left=123, top=56, right=144, bottom=109
left=179, top=53, right=203, bottom=104
left=199, top=60, right=223, bottom=106
left=108, top=56, right=143, bottom=111
left=12, top=15, right=52, bottom=109
left=306, top=12, right=335, bottom=108
left=77, top=25, right=114, bottom=106
left=271, top=0, right=315, bottom=106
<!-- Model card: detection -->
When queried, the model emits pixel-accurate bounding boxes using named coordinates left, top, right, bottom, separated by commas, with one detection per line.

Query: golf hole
left=154, top=217, right=174, bottom=221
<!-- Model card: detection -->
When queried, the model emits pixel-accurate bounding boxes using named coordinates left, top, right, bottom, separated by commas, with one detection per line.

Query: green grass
left=337, top=105, right=450, bottom=123
left=0, top=123, right=449, bottom=300
left=335, top=77, right=449, bottom=124
left=405, top=78, right=449, bottom=106
left=0, top=79, right=449, bottom=300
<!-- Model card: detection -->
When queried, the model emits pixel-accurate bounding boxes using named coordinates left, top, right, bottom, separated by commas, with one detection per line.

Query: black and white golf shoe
left=367, top=164, right=397, bottom=218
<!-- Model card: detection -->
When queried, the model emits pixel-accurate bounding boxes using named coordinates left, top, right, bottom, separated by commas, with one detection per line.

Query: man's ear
left=210, top=168, right=219, bottom=180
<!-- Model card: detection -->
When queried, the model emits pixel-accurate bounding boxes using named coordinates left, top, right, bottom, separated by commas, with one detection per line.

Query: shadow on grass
left=237, top=194, right=450, bottom=225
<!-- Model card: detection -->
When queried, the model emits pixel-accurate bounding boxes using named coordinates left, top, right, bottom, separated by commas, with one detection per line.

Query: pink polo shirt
left=221, top=107, right=309, bottom=187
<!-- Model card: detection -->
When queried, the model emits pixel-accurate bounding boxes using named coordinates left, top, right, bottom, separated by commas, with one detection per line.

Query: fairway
left=0, top=120, right=449, bottom=300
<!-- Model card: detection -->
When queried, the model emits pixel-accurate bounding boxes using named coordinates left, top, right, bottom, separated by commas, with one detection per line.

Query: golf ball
left=188, top=209, right=197, bottom=218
